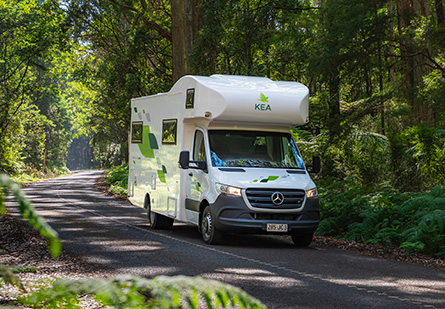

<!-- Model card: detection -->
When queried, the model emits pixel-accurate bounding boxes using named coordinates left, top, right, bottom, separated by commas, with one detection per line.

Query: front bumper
left=211, top=194, right=319, bottom=235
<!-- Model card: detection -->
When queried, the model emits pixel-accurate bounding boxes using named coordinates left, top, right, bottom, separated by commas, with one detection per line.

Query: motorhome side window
left=162, top=119, right=177, bottom=144
left=131, top=122, right=143, bottom=144
left=193, top=130, right=206, bottom=161
left=186, top=88, right=195, bottom=109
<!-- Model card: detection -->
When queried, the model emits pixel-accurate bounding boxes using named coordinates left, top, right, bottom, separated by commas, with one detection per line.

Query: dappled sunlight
left=327, top=277, right=445, bottom=295
left=86, top=240, right=165, bottom=253
left=210, top=268, right=305, bottom=288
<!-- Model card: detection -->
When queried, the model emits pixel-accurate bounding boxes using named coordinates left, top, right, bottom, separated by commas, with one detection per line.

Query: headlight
left=306, top=188, right=318, bottom=199
left=216, top=183, right=242, bottom=197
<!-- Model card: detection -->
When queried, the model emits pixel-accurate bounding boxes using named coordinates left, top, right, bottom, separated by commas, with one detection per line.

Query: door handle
left=188, top=173, right=193, bottom=176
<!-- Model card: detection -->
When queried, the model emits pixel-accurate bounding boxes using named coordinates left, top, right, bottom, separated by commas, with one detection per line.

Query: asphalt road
left=7, top=170, right=445, bottom=308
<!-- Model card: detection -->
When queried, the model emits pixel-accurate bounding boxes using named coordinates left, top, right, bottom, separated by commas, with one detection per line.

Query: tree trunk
left=396, top=0, right=434, bottom=124
left=412, top=0, right=434, bottom=124
left=171, top=0, right=201, bottom=82
left=435, top=0, right=445, bottom=25
left=396, top=0, right=412, bottom=94
left=387, top=0, right=396, bottom=83
left=327, top=71, right=341, bottom=138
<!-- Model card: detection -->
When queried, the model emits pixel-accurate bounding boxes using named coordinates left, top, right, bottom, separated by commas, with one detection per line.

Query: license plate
left=267, top=223, right=288, bottom=232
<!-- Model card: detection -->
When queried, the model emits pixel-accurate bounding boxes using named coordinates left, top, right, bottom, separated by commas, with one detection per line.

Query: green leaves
left=22, top=275, right=266, bottom=309
left=258, top=93, right=269, bottom=103
left=317, top=178, right=445, bottom=258
left=105, top=165, right=129, bottom=196
left=0, top=0, right=71, bottom=175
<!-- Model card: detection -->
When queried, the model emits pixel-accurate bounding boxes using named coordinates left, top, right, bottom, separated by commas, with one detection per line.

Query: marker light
left=216, top=183, right=242, bottom=197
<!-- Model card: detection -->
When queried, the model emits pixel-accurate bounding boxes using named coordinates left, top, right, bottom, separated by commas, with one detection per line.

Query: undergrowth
left=105, top=165, right=128, bottom=196
left=316, top=177, right=445, bottom=258
left=22, top=275, right=265, bottom=308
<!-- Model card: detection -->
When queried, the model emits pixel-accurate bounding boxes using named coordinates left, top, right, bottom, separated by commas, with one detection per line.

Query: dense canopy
left=0, top=0, right=444, bottom=191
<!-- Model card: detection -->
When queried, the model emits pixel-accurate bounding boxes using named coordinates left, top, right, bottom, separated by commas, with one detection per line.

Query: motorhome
left=128, top=75, right=320, bottom=245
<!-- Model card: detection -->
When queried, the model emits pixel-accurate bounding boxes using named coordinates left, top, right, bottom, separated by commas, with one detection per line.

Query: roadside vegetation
left=104, top=165, right=129, bottom=196
left=317, top=179, right=445, bottom=258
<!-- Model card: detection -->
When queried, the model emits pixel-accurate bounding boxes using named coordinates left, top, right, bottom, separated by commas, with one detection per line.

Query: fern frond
left=22, top=275, right=266, bottom=309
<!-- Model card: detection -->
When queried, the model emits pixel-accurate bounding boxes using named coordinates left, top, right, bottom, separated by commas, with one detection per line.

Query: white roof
left=170, top=74, right=309, bottom=126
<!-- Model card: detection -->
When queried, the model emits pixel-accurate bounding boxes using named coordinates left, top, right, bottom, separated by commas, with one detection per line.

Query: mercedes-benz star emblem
left=271, top=192, right=284, bottom=206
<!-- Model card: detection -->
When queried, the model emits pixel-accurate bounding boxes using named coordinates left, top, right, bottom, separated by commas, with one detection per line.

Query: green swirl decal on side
left=157, top=170, right=166, bottom=183
left=138, top=125, right=155, bottom=158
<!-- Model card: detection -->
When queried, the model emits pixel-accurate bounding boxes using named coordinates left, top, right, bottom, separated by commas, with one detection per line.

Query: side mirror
left=307, top=155, right=320, bottom=174
left=178, top=151, right=207, bottom=171
left=179, top=151, right=190, bottom=169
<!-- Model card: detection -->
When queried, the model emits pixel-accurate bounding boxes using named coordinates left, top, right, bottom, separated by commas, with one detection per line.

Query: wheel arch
left=199, top=199, right=209, bottom=212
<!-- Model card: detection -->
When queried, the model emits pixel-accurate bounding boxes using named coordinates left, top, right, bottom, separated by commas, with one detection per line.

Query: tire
left=291, top=232, right=314, bottom=247
left=147, top=206, right=174, bottom=230
left=201, top=206, right=223, bottom=244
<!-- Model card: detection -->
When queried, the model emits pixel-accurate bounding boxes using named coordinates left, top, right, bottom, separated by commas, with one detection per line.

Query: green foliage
left=65, top=0, right=172, bottom=167
left=317, top=179, right=445, bottom=258
left=294, top=125, right=390, bottom=184
left=105, top=165, right=129, bottom=196
left=387, top=125, right=445, bottom=191
left=0, top=0, right=74, bottom=175
left=22, top=275, right=266, bottom=309
left=192, top=0, right=310, bottom=78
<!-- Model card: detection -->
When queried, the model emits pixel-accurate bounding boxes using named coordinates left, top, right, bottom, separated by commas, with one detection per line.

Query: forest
left=0, top=0, right=444, bottom=258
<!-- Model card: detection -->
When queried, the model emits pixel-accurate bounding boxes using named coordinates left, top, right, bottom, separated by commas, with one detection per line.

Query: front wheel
left=291, top=232, right=314, bottom=247
left=201, top=206, right=223, bottom=244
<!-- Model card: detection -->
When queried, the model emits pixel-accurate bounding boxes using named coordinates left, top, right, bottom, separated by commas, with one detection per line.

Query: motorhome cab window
left=131, top=121, right=143, bottom=144
left=209, top=130, right=304, bottom=168
left=162, top=119, right=177, bottom=144
left=193, top=130, right=206, bottom=161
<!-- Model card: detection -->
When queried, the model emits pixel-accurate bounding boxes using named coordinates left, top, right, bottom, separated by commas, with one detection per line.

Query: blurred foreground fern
left=22, top=275, right=265, bottom=309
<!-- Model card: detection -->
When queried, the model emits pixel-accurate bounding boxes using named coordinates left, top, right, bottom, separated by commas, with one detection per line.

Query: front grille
left=245, top=188, right=305, bottom=209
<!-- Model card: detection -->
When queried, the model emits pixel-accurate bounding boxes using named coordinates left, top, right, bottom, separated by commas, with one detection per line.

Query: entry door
left=190, top=129, right=209, bottom=201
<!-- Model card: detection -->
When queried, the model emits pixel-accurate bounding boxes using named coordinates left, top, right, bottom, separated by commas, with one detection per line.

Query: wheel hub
left=203, top=214, right=212, bottom=238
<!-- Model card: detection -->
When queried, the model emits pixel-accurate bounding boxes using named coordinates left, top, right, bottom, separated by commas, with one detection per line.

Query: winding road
left=7, top=171, right=445, bottom=308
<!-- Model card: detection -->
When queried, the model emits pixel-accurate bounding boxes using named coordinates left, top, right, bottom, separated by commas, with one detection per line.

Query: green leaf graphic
left=259, top=93, right=269, bottom=103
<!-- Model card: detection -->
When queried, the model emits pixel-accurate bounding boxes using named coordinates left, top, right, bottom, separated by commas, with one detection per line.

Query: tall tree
left=0, top=0, right=66, bottom=173
left=98, top=0, right=200, bottom=81
left=171, top=0, right=201, bottom=81
left=396, top=0, right=435, bottom=124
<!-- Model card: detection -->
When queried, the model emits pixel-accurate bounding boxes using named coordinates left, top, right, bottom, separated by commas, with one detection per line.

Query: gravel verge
left=0, top=214, right=116, bottom=307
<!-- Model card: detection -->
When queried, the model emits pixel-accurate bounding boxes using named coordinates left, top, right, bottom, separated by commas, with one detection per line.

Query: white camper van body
left=128, top=75, right=320, bottom=245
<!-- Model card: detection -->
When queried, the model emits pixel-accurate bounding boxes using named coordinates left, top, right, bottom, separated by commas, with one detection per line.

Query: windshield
left=208, top=130, right=304, bottom=169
